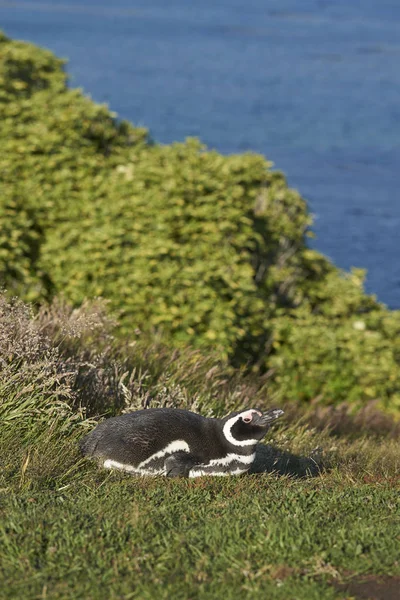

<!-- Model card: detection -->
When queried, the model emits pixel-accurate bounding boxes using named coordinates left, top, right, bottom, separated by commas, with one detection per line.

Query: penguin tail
left=79, top=431, right=99, bottom=457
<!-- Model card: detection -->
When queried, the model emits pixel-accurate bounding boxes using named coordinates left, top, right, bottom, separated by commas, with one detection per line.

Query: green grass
left=0, top=293, right=399, bottom=599
left=1, top=424, right=399, bottom=600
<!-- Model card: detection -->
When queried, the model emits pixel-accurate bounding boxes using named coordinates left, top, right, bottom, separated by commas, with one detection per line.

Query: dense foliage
left=1, top=31, right=400, bottom=413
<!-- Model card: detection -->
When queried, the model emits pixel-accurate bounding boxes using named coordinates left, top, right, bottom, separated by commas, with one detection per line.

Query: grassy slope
left=0, top=294, right=399, bottom=600
left=1, top=423, right=399, bottom=600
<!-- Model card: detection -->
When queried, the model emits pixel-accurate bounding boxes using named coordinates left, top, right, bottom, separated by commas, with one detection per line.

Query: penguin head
left=222, top=408, right=284, bottom=448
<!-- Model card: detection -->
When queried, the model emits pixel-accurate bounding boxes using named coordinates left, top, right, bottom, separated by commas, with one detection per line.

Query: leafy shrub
left=266, top=269, right=400, bottom=413
left=1, top=32, right=400, bottom=413
left=0, top=30, right=66, bottom=100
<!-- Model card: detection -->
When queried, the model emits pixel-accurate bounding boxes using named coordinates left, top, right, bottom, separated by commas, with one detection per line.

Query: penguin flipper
left=164, top=452, right=200, bottom=478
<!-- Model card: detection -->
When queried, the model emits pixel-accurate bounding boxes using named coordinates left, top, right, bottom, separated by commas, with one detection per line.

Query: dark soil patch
left=333, top=575, right=400, bottom=600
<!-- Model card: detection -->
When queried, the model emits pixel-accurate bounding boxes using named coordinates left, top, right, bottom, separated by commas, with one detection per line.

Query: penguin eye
left=243, top=416, right=252, bottom=424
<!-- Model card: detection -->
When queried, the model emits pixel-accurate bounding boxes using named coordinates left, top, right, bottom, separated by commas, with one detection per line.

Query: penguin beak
left=253, top=409, right=284, bottom=427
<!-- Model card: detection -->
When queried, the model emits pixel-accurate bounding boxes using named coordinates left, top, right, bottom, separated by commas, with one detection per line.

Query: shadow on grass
left=250, top=443, right=324, bottom=478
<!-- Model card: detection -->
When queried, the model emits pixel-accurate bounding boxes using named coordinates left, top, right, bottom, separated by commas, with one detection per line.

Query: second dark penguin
left=80, top=407, right=284, bottom=478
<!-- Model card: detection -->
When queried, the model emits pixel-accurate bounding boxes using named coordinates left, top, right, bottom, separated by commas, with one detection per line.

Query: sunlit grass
left=1, top=414, right=399, bottom=600
left=0, top=293, right=399, bottom=599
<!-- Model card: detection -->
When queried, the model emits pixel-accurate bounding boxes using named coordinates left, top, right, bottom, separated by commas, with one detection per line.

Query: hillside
left=2, top=31, right=400, bottom=415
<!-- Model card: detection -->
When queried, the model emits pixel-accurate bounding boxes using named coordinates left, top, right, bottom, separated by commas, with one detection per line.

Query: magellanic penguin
left=80, top=407, right=284, bottom=478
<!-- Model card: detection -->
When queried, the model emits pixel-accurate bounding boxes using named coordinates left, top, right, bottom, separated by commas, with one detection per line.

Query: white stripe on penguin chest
left=102, top=438, right=256, bottom=477
left=188, top=452, right=256, bottom=478
left=103, top=440, right=190, bottom=475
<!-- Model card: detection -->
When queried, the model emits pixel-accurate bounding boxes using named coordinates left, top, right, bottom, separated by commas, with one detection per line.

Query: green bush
left=1, top=31, right=400, bottom=413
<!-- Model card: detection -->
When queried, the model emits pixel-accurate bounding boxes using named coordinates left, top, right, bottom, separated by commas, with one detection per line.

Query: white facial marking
left=240, top=409, right=262, bottom=423
left=223, top=410, right=262, bottom=447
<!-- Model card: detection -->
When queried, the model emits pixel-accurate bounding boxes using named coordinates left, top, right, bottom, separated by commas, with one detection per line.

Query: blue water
left=1, top=0, right=400, bottom=307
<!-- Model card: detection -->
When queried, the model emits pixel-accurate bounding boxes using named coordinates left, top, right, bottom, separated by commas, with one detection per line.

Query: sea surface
left=1, top=0, right=399, bottom=307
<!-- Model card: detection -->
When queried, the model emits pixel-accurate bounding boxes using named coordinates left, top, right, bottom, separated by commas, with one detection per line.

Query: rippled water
left=1, top=0, right=399, bottom=306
